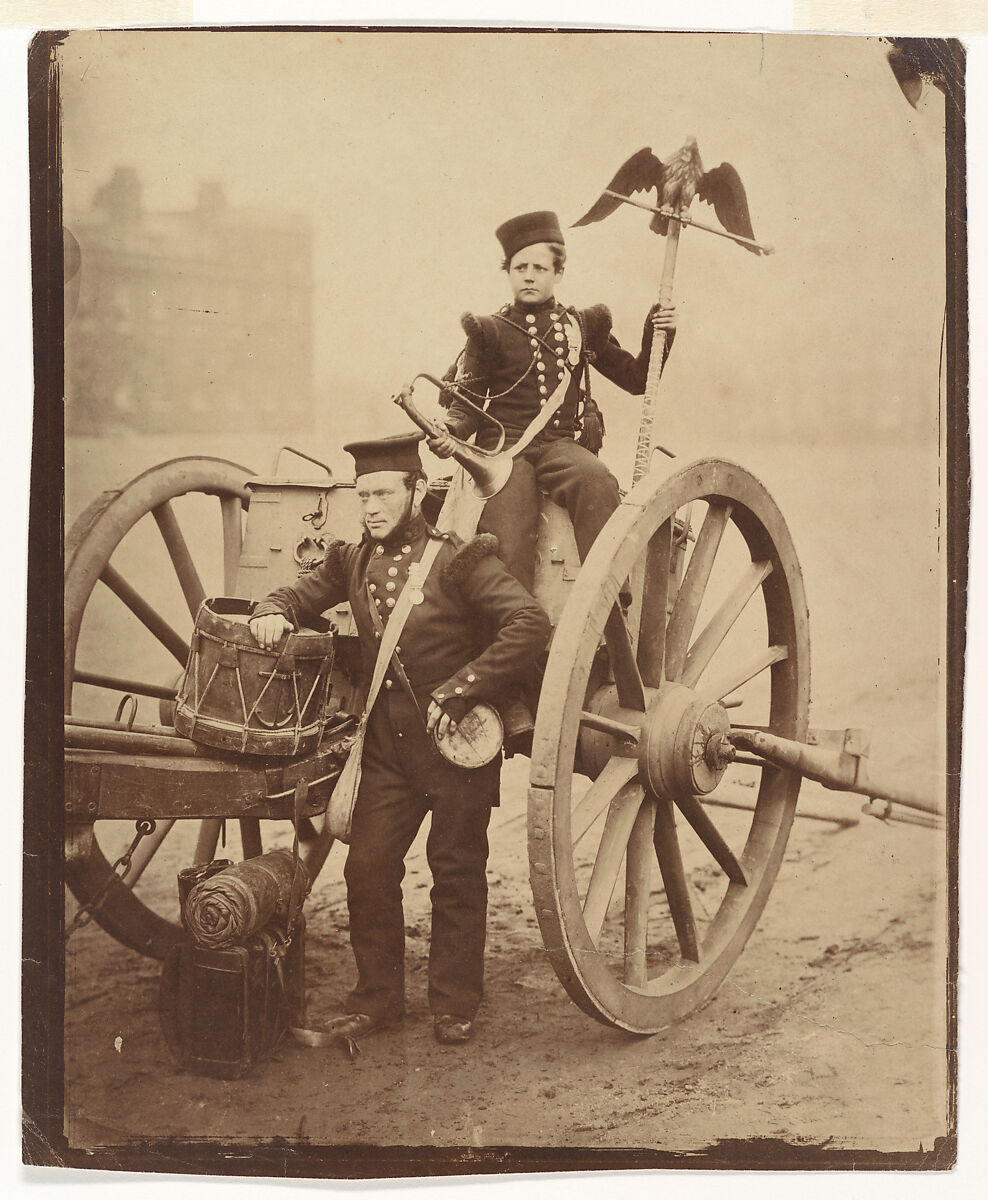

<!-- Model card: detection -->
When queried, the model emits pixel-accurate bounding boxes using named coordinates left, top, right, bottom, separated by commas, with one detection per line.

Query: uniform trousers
left=343, top=700, right=497, bottom=1021
left=477, top=436, right=620, bottom=592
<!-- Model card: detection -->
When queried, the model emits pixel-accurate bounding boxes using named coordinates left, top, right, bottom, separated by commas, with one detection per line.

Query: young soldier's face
left=507, top=242, right=561, bottom=305
left=356, top=471, right=421, bottom=541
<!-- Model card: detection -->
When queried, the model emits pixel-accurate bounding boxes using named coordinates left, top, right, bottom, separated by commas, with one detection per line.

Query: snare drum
left=174, top=598, right=335, bottom=756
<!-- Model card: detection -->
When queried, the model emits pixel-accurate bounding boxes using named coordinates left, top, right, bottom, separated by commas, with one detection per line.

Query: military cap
left=343, top=432, right=425, bottom=478
left=495, top=210, right=565, bottom=261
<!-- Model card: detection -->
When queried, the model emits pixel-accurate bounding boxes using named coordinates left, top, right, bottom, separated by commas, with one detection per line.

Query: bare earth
left=63, top=761, right=948, bottom=1157
left=61, top=434, right=952, bottom=1163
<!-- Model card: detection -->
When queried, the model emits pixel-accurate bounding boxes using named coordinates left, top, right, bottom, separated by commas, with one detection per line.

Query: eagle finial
left=573, top=138, right=764, bottom=255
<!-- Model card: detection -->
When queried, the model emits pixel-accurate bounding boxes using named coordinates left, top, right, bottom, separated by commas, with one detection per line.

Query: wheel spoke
left=125, top=819, right=176, bottom=887
left=582, top=781, right=646, bottom=945
left=652, top=799, right=700, bottom=962
left=605, top=606, right=647, bottom=711
left=697, top=643, right=789, bottom=703
left=672, top=793, right=747, bottom=885
left=571, top=757, right=639, bottom=846
left=299, top=815, right=335, bottom=882
left=624, top=798, right=656, bottom=987
left=100, top=563, right=190, bottom=666
left=153, top=501, right=207, bottom=619
left=681, top=560, right=773, bottom=689
left=221, top=496, right=243, bottom=595
left=194, top=818, right=223, bottom=864
left=578, top=710, right=640, bottom=745
left=239, top=817, right=263, bottom=859
left=636, top=520, right=674, bottom=688
left=665, top=502, right=733, bottom=681
left=73, top=670, right=177, bottom=702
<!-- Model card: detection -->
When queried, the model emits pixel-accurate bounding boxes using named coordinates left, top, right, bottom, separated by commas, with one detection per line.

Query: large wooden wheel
left=64, top=457, right=333, bottom=959
left=529, top=459, right=810, bottom=1033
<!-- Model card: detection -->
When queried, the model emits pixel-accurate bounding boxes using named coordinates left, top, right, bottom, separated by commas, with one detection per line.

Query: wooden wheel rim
left=528, top=459, right=810, bottom=1033
left=64, top=457, right=260, bottom=959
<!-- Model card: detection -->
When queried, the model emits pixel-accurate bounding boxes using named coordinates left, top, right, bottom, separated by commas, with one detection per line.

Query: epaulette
left=320, top=537, right=349, bottom=571
left=460, top=311, right=500, bottom=359
left=578, top=304, right=613, bottom=348
left=440, top=532, right=500, bottom=587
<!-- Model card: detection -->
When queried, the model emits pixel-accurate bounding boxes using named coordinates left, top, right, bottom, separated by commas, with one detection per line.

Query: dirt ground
left=59, top=433, right=952, bottom=1163
left=64, top=766, right=949, bottom=1158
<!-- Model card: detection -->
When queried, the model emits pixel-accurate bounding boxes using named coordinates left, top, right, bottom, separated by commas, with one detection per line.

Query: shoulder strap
left=365, top=581, right=427, bottom=726
left=361, top=536, right=444, bottom=722
left=507, top=312, right=583, bottom=458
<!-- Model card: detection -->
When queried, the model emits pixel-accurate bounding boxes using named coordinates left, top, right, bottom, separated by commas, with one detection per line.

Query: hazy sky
left=59, top=29, right=946, bottom=471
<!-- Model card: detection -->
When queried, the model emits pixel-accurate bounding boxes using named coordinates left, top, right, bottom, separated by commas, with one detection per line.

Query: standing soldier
left=428, top=209, right=677, bottom=594
left=249, top=433, right=550, bottom=1046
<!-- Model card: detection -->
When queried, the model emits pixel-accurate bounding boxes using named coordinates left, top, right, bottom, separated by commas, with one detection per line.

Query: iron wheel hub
left=639, top=683, right=730, bottom=801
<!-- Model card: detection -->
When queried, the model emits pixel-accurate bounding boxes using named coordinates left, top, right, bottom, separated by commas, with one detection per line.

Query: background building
left=65, top=166, right=315, bottom=435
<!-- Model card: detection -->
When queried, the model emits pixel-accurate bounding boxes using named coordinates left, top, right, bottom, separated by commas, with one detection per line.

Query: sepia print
left=26, top=26, right=960, bottom=1176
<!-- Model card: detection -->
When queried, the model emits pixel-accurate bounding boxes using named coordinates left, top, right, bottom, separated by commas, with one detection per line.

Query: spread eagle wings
left=573, top=146, right=763, bottom=255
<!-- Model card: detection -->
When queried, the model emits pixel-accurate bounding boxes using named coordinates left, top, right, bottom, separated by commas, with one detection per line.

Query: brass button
left=402, top=545, right=411, bottom=553
left=388, top=567, right=398, bottom=576
left=454, top=687, right=463, bottom=695
left=467, top=674, right=476, bottom=682
left=525, top=313, right=536, bottom=323
left=369, top=583, right=377, bottom=593
left=554, top=332, right=564, bottom=341
left=386, top=582, right=396, bottom=592
left=375, top=545, right=384, bottom=555
left=539, top=386, right=547, bottom=395
left=385, top=678, right=393, bottom=689
left=386, top=598, right=395, bottom=608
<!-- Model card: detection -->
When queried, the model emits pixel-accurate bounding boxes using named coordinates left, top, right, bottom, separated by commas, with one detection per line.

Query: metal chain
left=64, top=819, right=156, bottom=943
left=450, top=310, right=570, bottom=406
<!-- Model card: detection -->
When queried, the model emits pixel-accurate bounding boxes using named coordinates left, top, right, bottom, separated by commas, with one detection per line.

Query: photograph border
left=21, top=23, right=964, bottom=1178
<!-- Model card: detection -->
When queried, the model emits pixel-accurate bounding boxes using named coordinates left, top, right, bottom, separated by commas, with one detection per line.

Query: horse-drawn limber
left=63, top=141, right=944, bottom=1036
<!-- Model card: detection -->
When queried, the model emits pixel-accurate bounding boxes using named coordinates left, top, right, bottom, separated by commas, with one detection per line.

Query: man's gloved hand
left=249, top=613, right=292, bottom=651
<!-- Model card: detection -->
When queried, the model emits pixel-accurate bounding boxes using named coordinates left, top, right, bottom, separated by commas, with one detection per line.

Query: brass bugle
left=393, top=376, right=514, bottom=500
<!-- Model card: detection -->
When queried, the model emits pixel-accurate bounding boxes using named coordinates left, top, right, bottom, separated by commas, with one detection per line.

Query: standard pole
left=632, top=219, right=681, bottom=485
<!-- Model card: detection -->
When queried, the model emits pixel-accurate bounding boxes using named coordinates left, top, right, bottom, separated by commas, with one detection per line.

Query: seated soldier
left=427, top=209, right=677, bottom=594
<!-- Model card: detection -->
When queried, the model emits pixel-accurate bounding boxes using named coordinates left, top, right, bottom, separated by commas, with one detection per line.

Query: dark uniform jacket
left=441, top=297, right=676, bottom=451
left=252, top=513, right=551, bottom=728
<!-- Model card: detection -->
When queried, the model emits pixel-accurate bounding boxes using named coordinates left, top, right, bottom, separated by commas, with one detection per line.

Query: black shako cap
left=495, top=210, right=565, bottom=261
left=343, top=432, right=425, bottom=478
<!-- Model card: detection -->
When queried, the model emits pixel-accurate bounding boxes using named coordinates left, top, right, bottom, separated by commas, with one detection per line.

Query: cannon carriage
left=63, top=432, right=940, bottom=1036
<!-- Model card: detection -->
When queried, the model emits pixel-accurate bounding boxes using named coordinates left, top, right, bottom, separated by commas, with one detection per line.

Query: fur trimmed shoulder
left=321, top=537, right=348, bottom=573
left=440, top=532, right=501, bottom=588
left=460, top=311, right=499, bottom=357
left=579, top=303, right=614, bottom=347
